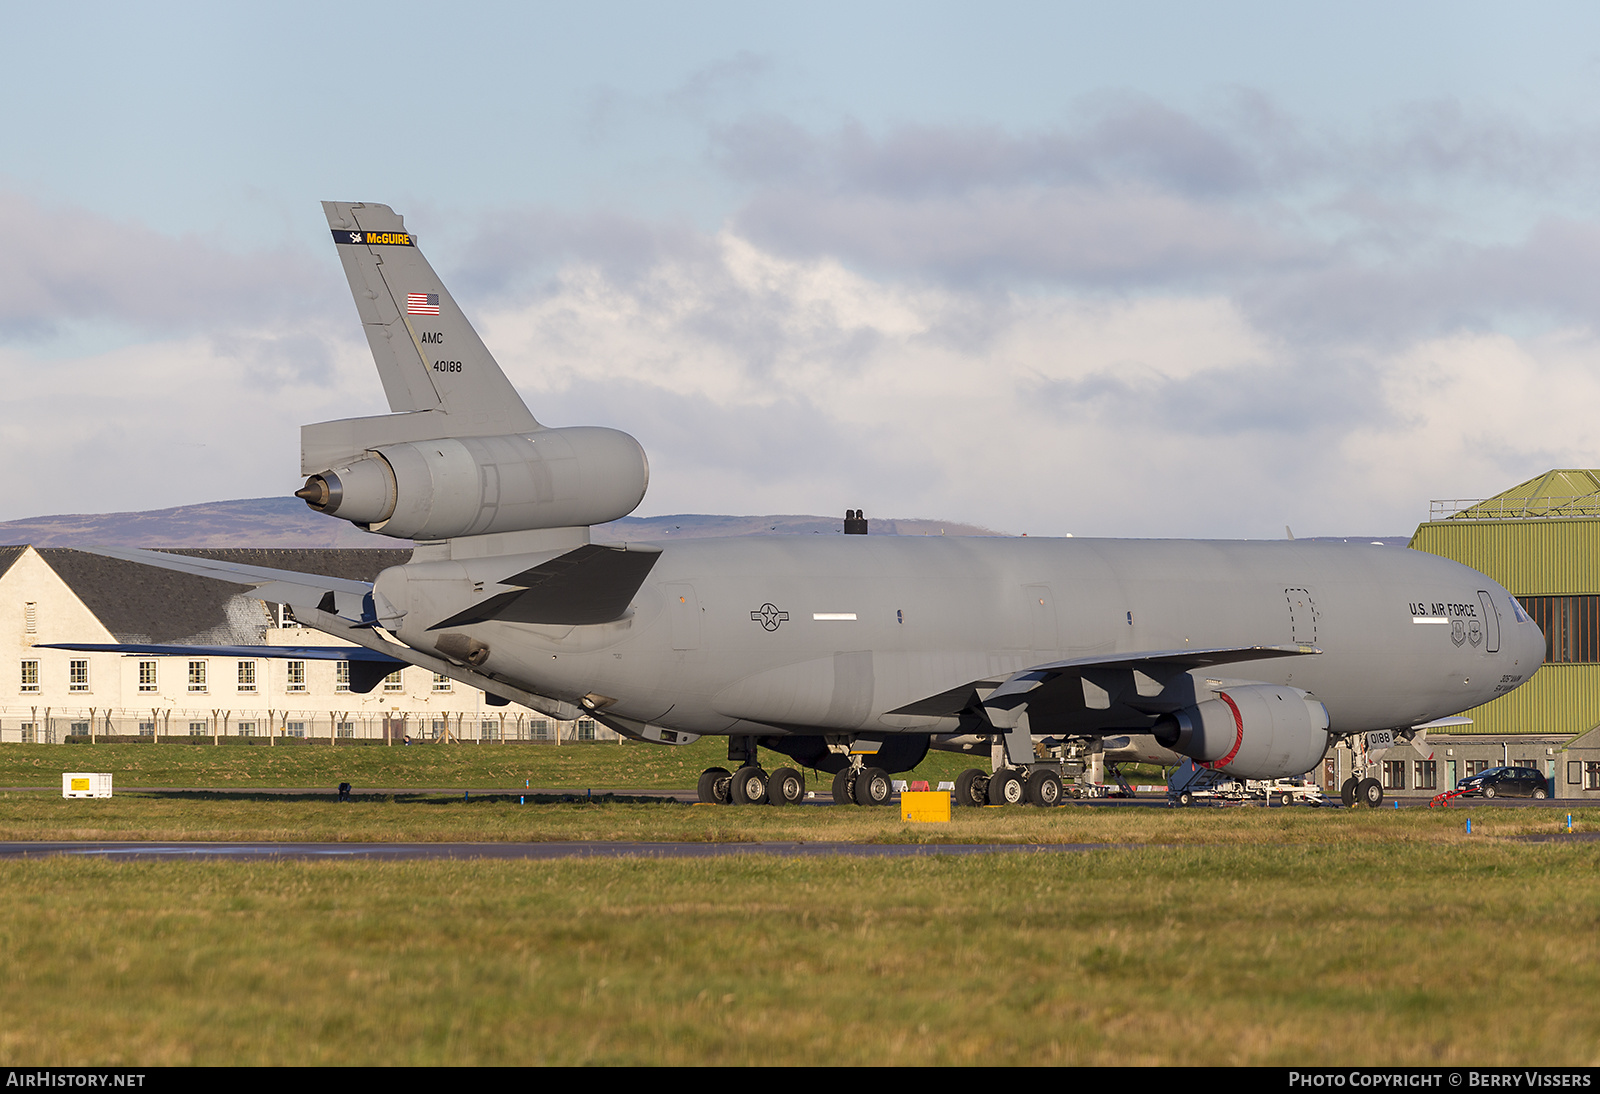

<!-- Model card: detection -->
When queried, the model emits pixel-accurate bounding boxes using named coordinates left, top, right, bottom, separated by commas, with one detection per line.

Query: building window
left=139, top=660, right=157, bottom=692
left=237, top=660, right=257, bottom=692
left=138, top=722, right=154, bottom=737
left=188, top=721, right=208, bottom=736
left=1587, top=762, right=1600, bottom=791
left=432, top=672, right=452, bottom=692
left=188, top=661, right=207, bottom=692
left=20, top=722, right=36, bottom=744
left=237, top=722, right=256, bottom=737
left=335, top=661, right=350, bottom=692
left=1518, top=596, right=1600, bottom=664
left=68, top=660, right=89, bottom=692
left=20, top=660, right=38, bottom=693
left=529, top=718, right=551, bottom=740
left=23, top=602, right=36, bottom=634
left=286, top=661, right=306, bottom=692
left=69, top=721, right=89, bottom=737
left=429, top=719, right=447, bottom=741
left=1382, top=760, right=1407, bottom=790
left=577, top=718, right=596, bottom=741
left=286, top=721, right=306, bottom=738
left=1466, top=759, right=1490, bottom=778
left=383, top=669, right=404, bottom=692
left=1413, top=760, right=1438, bottom=791
left=336, top=721, right=355, bottom=738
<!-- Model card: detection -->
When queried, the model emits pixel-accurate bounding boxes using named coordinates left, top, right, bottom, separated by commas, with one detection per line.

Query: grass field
left=0, top=740, right=1002, bottom=791
left=5, top=743, right=1597, bottom=1066
left=0, top=788, right=1589, bottom=843
left=3, top=843, right=1599, bottom=1065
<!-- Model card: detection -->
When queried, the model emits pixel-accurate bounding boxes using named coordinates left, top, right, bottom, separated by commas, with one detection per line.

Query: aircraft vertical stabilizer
left=310, top=201, right=539, bottom=470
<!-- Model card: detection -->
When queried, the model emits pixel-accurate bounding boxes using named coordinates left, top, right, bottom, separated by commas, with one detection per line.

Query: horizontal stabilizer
left=428, top=543, right=663, bottom=629
left=39, top=643, right=406, bottom=694
left=69, top=546, right=389, bottom=626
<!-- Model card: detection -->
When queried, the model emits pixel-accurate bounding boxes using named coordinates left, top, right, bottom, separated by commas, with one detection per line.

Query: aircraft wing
left=61, top=546, right=585, bottom=721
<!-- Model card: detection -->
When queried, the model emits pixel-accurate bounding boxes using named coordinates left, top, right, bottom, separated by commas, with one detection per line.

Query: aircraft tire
left=1026, top=769, right=1063, bottom=807
left=832, top=770, right=857, bottom=806
left=987, top=768, right=1025, bottom=807
left=730, top=766, right=768, bottom=805
left=768, top=767, right=804, bottom=806
left=854, top=767, right=893, bottom=807
left=954, top=768, right=988, bottom=807
left=1358, top=777, right=1383, bottom=808
left=697, top=767, right=732, bottom=805
left=1340, top=777, right=1359, bottom=808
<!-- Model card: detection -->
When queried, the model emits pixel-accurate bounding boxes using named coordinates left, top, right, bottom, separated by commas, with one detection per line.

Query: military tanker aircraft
left=57, top=202, right=1545, bottom=809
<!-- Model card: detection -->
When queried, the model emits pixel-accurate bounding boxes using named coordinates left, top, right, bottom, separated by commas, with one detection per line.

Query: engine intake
left=297, top=426, right=648, bottom=540
left=1151, top=684, right=1331, bottom=780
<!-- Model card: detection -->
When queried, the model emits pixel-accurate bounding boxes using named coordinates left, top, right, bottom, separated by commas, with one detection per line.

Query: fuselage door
left=1477, top=590, right=1501, bottom=653
left=664, top=583, right=701, bottom=650
left=1286, top=588, right=1318, bottom=645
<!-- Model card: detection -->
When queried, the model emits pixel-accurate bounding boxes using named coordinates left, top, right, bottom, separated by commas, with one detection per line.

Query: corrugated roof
left=25, top=547, right=411, bottom=645
left=1447, top=470, right=1600, bottom=520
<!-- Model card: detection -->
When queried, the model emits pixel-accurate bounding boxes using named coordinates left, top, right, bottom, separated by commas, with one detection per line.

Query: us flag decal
left=407, top=293, right=440, bottom=315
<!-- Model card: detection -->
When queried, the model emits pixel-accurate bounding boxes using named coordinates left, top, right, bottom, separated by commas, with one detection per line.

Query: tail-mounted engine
left=296, top=426, right=648, bottom=540
left=1151, top=684, right=1331, bottom=780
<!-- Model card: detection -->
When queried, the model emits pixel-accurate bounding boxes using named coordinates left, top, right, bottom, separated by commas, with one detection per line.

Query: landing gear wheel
left=831, top=770, right=857, bottom=806
left=767, top=767, right=805, bottom=806
left=697, top=767, right=732, bottom=805
left=954, top=768, right=989, bottom=807
left=1026, top=769, right=1063, bottom=807
left=1358, top=777, right=1384, bottom=808
left=987, top=768, right=1025, bottom=806
left=1340, top=777, right=1359, bottom=808
left=730, top=766, right=768, bottom=805
left=854, top=767, right=893, bottom=807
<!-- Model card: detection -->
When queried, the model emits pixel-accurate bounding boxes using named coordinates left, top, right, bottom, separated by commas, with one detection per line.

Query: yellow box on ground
left=901, top=790, right=951, bottom=822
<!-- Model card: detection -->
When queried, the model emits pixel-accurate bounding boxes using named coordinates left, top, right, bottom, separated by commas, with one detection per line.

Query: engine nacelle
left=296, top=426, right=648, bottom=540
left=1151, top=684, right=1331, bottom=780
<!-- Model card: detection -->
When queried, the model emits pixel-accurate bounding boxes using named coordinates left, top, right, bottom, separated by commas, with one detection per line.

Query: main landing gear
left=694, top=737, right=811, bottom=806
left=695, top=764, right=808, bottom=806
left=954, top=765, right=1065, bottom=808
left=1340, top=776, right=1385, bottom=808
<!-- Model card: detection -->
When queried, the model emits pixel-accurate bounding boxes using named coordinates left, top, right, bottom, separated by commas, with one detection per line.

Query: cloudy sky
left=6, top=1, right=1600, bottom=537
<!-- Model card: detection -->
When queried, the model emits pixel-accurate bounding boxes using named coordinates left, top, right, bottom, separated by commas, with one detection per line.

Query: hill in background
left=0, top=497, right=1004, bottom=547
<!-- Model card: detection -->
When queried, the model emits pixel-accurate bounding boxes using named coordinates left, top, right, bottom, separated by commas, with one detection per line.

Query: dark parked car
left=1456, top=766, right=1549, bottom=799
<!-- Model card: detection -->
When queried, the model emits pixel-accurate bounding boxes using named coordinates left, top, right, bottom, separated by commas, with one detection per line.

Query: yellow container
left=901, top=790, right=952, bottom=823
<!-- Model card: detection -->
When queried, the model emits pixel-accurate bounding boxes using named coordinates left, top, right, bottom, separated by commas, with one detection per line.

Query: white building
left=0, top=546, right=604, bottom=744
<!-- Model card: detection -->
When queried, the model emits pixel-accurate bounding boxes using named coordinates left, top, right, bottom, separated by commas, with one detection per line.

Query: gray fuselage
left=385, top=536, right=1544, bottom=740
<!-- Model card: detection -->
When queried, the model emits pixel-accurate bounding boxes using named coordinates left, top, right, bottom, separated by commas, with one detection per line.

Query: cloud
left=0, top=191, right=338, bottom=339
left=11, top=93, right=1600, bottom=542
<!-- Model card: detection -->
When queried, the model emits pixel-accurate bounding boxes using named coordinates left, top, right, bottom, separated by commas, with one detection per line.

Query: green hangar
left=1408, top=469, right=1600, bottom=798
